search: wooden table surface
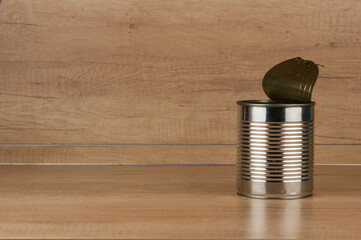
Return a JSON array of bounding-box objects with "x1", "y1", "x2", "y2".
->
[{"x1": 0, "y1": 165, "x2": 360, "y2": 239}]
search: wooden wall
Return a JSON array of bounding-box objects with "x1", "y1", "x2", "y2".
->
[{"x1": 0, "y1": 0, "x2": 360, "y2": 164}]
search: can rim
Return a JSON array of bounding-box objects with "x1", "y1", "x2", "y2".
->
[{"x1": 237, "y1": 100, "x2": 315, "y2": 107}]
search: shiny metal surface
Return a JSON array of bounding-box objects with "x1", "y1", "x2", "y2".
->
[{"x1": 236, "y1": 100, "x2": 314, "y2": 199}]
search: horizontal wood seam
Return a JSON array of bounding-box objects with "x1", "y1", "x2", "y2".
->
[
  {"x1": 0, "y1": 143, "x2": 360, "y2": 146},
  {"x1": 0, "y1": 163, "x2": 360, "y2": 166}
]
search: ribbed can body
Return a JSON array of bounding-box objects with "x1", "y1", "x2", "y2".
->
[{"x1": 237, "y1": 100, "x2": 315, "y2": 199}]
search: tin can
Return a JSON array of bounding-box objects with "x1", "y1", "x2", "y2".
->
[{"x1": 236, "y1": 100, "x2": 315, "y2": 199}]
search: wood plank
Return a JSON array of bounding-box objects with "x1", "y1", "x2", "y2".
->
[
  {"x1": 0, "y1": 0, "x2": 360, "y2": 144},
  {"x1": 0, "y1": 145, "x2": 360, "y2": 164},
  {"x1": 0, "y1": 165, "x2": 360, "y2": 239}
]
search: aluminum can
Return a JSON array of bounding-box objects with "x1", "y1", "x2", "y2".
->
[{"x1": 237, "y1": 100, "x2": 314, "y2": 199}]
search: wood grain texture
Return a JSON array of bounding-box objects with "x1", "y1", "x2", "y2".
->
[
  {"x1": 0, "y1": 145, "x2": 360, "y2": 164},
  {"x1": 0, "y1": 0, "x2": 360, "y2": 145},
  {"x1": 0, "y1": 165, "x2": 360, "y2": 239}
]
